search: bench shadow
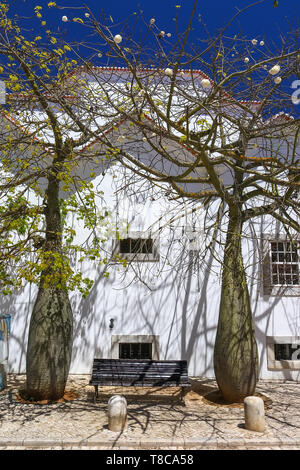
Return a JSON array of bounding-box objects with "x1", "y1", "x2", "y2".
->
[
  {"x1": 88, "y1": 377, "x2": 219, "y2": 407},
  {"x1": 89, "y1": 388, "x2": 185, "y2": 406}
]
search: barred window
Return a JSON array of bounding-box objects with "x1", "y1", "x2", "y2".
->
[
  {"x1": 262, "y1": 236, "x2": 300, "y2": 296},
  {"x1": 119, "y1": 343, "x2": 152, "y2": 360},
  {"x1": 115, "y1": 232, "x2": 159, "y2": 262},
  {"x1": 267, "y1": 336, "x2": 300, "y2": 370},
  {"x1": 270, "y1": 241, "x2": 299, "y2": 286},
  {"x1": 119, "y1": 238, "x2": 153, "y2": 255},
  {"x1": 274, "y1": 343, "x2": 300, "y2": 361}
]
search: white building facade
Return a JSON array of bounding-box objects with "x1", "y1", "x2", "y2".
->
[
  {"x1": 4, "y1": 164, "x2": 299, "y2": 381},
  {"x1": 1, "y1": 68, "x2": 299, "y2": 381}
]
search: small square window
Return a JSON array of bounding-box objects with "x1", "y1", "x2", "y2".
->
[
  {"x1": 262, "y1": 236, "x2": 300, "y2": 296},
  {"x1": 111, "y1": 335, "x2": 160, "y2": 360},
  {"x1": 115, "y1": 232, "x2": 159, "y2": 262},
  {"x1": 267, "y1": 337, "x2": 300, "y2": 370},
  {"x1": 270, "y1": 240, "x2": 299, "y2": 286},
  {"x1": 274, "y1": 343, "x2": 300, "y2": 361},
  {"x1": 119, "y1": 343, "x2": 152, "y2": 359},
  {"x1": 119, "y1": 238, "x2": 153, "y2": 255}
]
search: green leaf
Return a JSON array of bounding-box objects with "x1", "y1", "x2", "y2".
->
[{"x1": 273, "y1": 0, "x2": 278, "y2": 7}]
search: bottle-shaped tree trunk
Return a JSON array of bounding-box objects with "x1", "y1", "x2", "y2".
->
[
  {"x1": 25, "y1": 285, "x2": 73, "y2": 401},
  {"x1": 213, "y1": 211, "x2": 258, "y2": 402},
  {"x1": 26, "y1": 164, "x2": 73, "y2": 401}
]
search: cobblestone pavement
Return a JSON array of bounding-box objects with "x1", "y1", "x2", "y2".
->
[{"x1": 0, "y1": 375, "x2": 299, "y2": 450}]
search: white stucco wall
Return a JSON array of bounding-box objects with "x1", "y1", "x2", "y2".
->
[{"x1": 2, "y1": 167, "x2": 299, "y2": 381}]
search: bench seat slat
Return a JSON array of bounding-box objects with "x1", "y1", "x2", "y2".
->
[
  {"x1": 89, "y1": 359, "x2": 191, "y2": 402},
  {"x1": 90, "y1": 382, "x2": 191, "y2": 387},
  {"x1": 93, "y1": 368, "x2": 186, "y2": 370},
  {"x1": 90, "y1": 377, "x2": 190, "y2": 383},
  {"x1": 91, "y1": 372, "x2": 189, "y2": 377},
  {"x1": 92, "y1": 370, "x2": 189, "y2": 374}
]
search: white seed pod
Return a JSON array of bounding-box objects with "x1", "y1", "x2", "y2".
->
[
  {"x1": 117, "y1": 135, "x2": 126, "y2": 143},
  {"x1": 167, "y1": 33, "x2": 171, "y2": 37},
  {"x1": 158, "y1": 31, "x2": 165, "y2": 38},
  {"x1": 260, "y1": 40, "x2": 264, "y2": 46},
  {"x1": 164, "y1": 67, "x2": 173, "y2": 77},
  {"x1": 85, "y1": 13, "x2": 90, "y2": 18},
  {"x1": 244, "y1": 57, "x2": 250, "y2": 63},
  {"x1": 97, "y1": 52, "x2": 102, "y2": 58},
  {"x1": 251, "y1": 39, "x2": 258, "y2": 45},
  {"x1": 150, "y1": 18, "x2": 155, "y2": 24},
  {"x1": 201, "y1": 78, "x2": 211, "y2": 89},
  {"x1": 269, "y1": 64, "x2": 280, "y2": 75},
  {"x1": 274, "y1": 76, "x2": 282, "y2": 84},
  {"x1": 142, "y1": 137, "x2": 147, "y2": 142},
  {"x1": 114, "y1": 34, "x2": 122, "y2": 44},
  {"x1": 62, "y1": 16, "x2": 68, "y2": 22}
]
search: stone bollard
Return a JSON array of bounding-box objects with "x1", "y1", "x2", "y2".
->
[
  {"x1": 244, "y1": 396, "x2": 266, "y2": 432},
  {"x1": 108, "y1": 395, "x2": 127, "y2": 432}
]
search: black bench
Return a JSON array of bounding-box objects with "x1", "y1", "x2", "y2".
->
[{"x1": 89, "y1": 358, "x2": 191, "y2": 404}]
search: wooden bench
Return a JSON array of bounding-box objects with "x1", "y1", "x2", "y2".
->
[{"x1": 89, "y1": 358, "x2": 191, "y2": 404}]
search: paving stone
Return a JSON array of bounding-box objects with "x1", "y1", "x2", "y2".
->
[{"x1": 0, "y1": 375, "x2": 299, "y2": 450}]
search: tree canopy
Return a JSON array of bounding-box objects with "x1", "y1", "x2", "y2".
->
[{"x1": 0, "y1": 0, "x2": 299, "y2": 401}]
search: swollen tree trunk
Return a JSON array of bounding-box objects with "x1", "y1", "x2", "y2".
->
[
  {"x1": 26, "y1": 158, "x2": 73, "y2": 401},
  {"x1": 213, "y1": 210, "x2": 258, "y2": 402},
  {"x1": 25, "y1": 286, "x2": 73, "y2": 401}
]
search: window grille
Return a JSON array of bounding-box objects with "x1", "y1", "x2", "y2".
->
[
  {"x1": 274, "y1": 343, "x2": 300, "y2": 361},
  {"x1": 115, "y1": 232, "x2": 159, "y2": 262},
  {"x1": 119, "y1": 343, "x2": 152, "y2": 360},
  {"x1": 270, "y1": 241, "x2": 299, "y2": 286},
  {"x1": 119, "y1": 238, "x2": 153, "y2": 255}
]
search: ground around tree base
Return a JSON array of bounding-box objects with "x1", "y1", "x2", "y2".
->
[{"x1": 0, "y1": 375, "x2": 299, "y2": 450}]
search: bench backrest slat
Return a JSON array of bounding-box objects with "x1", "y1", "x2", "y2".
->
[{"x1": 90, "y1": 358, "x2": 190, "y2": 387}]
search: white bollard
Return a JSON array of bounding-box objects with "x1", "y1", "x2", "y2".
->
[
  {"x1": 108, "y1": 395, "x2": 127, "y2": 432},
  {"x1": 244, "y1": 396, "x2": 266, "y2": 432}
]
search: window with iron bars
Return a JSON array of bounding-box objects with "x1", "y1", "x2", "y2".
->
[
  {"x1": 115, "y1": 233, "x2": 159, "y2": 262},
  {"x1": 119, "y1": 343, "x2": 152, "y2": 360},
  {"x1": 119, "y1": 238, "x2": 153, "y2": 255},
  {"x1": 270, "y1": 241, "x2": 299, "y2": 286}
]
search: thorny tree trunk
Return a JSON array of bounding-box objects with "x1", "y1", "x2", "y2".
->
[
  {"x1": 26, "y1": 164, "x2": 73, "y2": 401},
  {"x1": 213, "y1": 210, "x2": 258, "y2": 402}
]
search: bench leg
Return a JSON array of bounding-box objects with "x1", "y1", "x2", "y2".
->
[
  {"x1": 94, "y1": 385, "x2": 98, "y2": 403},
  {"x1": 181, "y1": 388, "x2": 186, "y2": 405}
]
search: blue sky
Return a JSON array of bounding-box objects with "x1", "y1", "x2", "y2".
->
[
  {"x1": 10, "y1": 0, "x2": 300, "y2": 43},
  {"x1": 5, "y1": 0, "x2": 300, "y2": 116}
]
